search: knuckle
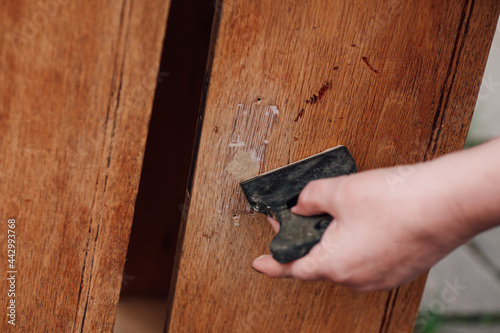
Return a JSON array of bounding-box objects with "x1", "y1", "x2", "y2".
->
[
  {"x1": 324, "y1": 262, "x2": 353, "y2": 285},
  {"x1": 292, "y1": 259, "x2": 319, "y2": 280},
  {"x1": 331, "y1": 271, "x2": 352, "y2": 285},
  {"x1": 326, "y1": 175, "x2": 358, "y2": 210},
  {"x1": 298, "y1": 182, "x2": 315, "y2": 206},
  {"x1": 298, "y1": 180, "x2": 326, "y2": 207}
]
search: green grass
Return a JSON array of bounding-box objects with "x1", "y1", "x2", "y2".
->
[{"x1": 414, "y1": 312, "x2": 500, "y2": 333}]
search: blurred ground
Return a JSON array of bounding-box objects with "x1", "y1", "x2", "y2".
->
[
  {"x1": 417, "y1": 16, "x2": 500, "y2": 333},
  {"x1": 114, "y1": 296, "x2": 168, "y2": 333}
]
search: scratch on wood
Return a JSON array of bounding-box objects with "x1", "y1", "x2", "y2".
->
[
  {"x1": 362, "y1": 56, "x2": 378, "y2": 74},
  {"x1": 378, "y1": 288, "x2": 400, "y2": 333},
  {"x1": 79, "y1": 0, "x2": 131, "y2": 331},
  {"x1": 297, "y1": 81, "x2": 331, "y2": 121},
  {"x1": 424, "y1": 0, "x2": 475, "y2": 160},
  {"x1": 294, "y1": 108, "x2": 305, "y2": 122},
  {"x1": 317, "y1": 82, "x2": 329, "y2": 100},
  {"x1": 305, "y1": 81, "x2": 331, "y2": 104}
]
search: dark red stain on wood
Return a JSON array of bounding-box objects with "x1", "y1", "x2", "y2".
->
[
  {"x1": 305, "y1": 82, "x2": 330, "y2": 104},
  {"x1": 294, "y1": 108, "x2": 305, "y2": 122},
  {"x1": 362, "y1": 56, "x2": 378, "y2": 74}
]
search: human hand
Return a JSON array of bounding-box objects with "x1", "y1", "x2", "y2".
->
[{"x1": 252, "y1": 162, "x2": 471, "y2": 291}]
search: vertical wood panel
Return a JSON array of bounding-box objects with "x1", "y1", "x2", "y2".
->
[
  {"x1": 167, "y1": 0, "x2": 500, "y2": 332},
  {"x1": 0, "y1": 0, "x2": 170, "y2": 331}
]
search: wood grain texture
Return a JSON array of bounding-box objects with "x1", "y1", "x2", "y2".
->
[
  {"x1": 0, "y1": 0, "x2": 170, "y2": 331},
  {"x1": 167, "y1": 0, "x2": 500, "y2": 332}
]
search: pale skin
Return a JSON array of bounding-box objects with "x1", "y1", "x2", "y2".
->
[{"x1": 252, "y1": 136, "x2": 500, "y2": 292}]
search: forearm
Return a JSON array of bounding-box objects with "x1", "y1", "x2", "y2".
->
[{"x1": 425, "y1": 136, "x2": 500, "y2": 237}]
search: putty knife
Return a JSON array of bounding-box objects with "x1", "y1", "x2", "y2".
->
[{"x1": 240, "y1": 146, "x2": 357, "y2": 263}]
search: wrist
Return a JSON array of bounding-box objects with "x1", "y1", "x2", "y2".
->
[
  {"x1": 426, "y1": 143, "x2": 500, "y2": 238},
  {"x1": 386, "y1": 160, "x2": 477, "y2": 249}
]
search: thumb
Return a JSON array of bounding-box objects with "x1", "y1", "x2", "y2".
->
[
  {"x1": 291, "y1": 178, "x2": 342, "y2": 216},
  {"x1": 252, "y1": 255, "x2": 291, "y2": 278},
  {"x1": 252, "y1": 254, "x2": 321, "y2": 280}
]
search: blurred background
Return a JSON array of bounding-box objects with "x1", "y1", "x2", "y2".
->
[{"x1": 417, "y1": 15, "x2": 500, "y2": 333}]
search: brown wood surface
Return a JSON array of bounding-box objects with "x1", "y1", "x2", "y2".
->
[
  {"x1": 0, "y1": 0, "x2": 170, "y2": 331},
  {"x1": 167, "y1": 0, "x2": 500, "y2": 332}
]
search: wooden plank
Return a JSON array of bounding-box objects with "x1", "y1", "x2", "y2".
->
[
  {"x1": 0, "y1": 0, "x2": 170, "y2": 331},
  {"x1": 167, "y1": 0, "x2": 500, "y2": 332}
]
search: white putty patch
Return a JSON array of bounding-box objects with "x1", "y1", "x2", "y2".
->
[
  {"x1": 269, "y1": 105, "x2": 279, "y2": 115},
  {"x1": 264, "y1": 140, "x2": 269, "y2": 144},
  {"x1": 229, "y1": 136, "x2": 246, "y2": 147},
  {"x1": 249, "y1": 149, "x2": 261, "y2": 162},
  {"x1": 228, "y1": 141, "x2": 245, "y2": 147},
  {"x1": 228, "y1": 139, "x2": 246, "y2": 147},
  {"x1": 225, "y1": 151, "x2": 260, "y2": 179}
]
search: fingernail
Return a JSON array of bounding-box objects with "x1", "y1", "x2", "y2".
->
[
  {"x1": 252, "y1": 266, "x2": 263, "y2": 274},
  {"x1": 255, "y1": 254, "x2": 267, "y2": 260}
]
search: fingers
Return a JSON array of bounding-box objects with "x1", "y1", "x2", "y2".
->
[
  {"x1": 253, "y1": 177, "x2": 348, "y2": 281},
  {"x1": 291, "y1": 178, "x2": 343, "y2": 216},
  {"x1": 252, "y1": 254, "x2": 322, "y2": 280},
  {"x1": 266, "y1": 216, "x2": 280, "y2": 233},
  {"x1": 252, "y1": 255, "x2": 289, "y2": 278}
]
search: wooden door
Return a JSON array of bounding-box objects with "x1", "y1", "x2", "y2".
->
[
  {"x1": 166, "y1": 0, "x2": 500, "y2": 332},
  {"x1": 0, "y1": 0, "x2": 170, "y2": 331}
]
